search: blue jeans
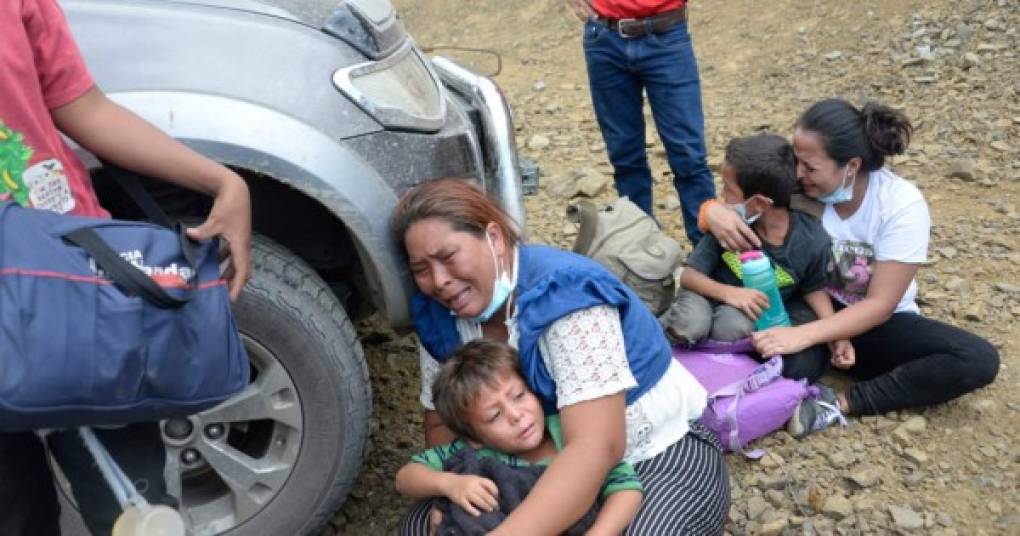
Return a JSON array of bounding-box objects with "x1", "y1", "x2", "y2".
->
[{"x1": 583, "y1": 19, "x2": 716, "y2": 244}]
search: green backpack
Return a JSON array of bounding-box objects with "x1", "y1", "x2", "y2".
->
[{"x1": 568, "y1": 197, "x2": 682, "y2": 315}]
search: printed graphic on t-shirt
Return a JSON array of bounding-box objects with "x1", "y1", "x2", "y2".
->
[
  {"x1": 827, "y1": 240, "x2": 874, "y2": 305},
  {"x1": 0, "y1": 120, "x2": 76, "y2": 213}
]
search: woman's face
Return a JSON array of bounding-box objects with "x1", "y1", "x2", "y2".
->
[
  {"x1": 793, "y1": 127, "x2": 853, "y2": 199},
  {"x1": 404, "y1": 217, "x2": 505, "y2": 318}
]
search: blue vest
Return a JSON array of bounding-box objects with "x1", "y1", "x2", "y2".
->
[{"x1": 412, "y1": 244, "x2": 672, "y2": 413}]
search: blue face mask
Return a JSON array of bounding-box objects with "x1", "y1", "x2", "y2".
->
[
  {"x1": 817, "y1": 168, "x2": 857, "y2": 205},
  {"x1": 472, "y1": 235, "x2": 513, "y2": 323}
]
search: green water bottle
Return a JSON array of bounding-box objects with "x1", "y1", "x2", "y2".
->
[{"x1": 739, "y1": 250, "x2": 791, "y2": 330}]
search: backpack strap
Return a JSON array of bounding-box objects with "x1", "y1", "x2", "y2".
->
[
  {"x1": 567, "y1": 200, "x2": 600, "y2": 255},
  {"x1": 707, "y1": 356, "x2": 784, "y2": 455}
]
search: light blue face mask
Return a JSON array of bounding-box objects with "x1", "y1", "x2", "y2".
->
[
  {"x1": 817, "y1": 168, "x2": 857, "y2": 205},
  {"x1": 472, "y1": 234, "x2": 513, "y2": 323},
  {"x1": 728, "y1": 200, "x2": 762, "y2": 225},
  {"x1": 728, "y1": 195, "x2": 771, "y2": 225}
]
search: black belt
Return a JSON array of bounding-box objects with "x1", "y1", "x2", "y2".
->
[{"x1": 596, "y1": 7, "x2": 688, "y2": 38}]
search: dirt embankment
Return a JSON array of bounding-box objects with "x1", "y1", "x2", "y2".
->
[{"x1": 327, "y1": 1, "x2": 1020, "y2": 534}]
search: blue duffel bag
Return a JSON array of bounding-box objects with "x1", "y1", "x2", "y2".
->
[{"x1": 0, "y1": 175, "x2": 249, "y2": 431}]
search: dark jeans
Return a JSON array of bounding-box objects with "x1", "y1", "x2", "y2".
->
[
  {"x1": 0, "y1": 423, "x2": 173, "y2": 536},
  {"x1": 582, "y1": 19, "x2": 716, "y2": 244},
  {"x1": 845, "y1": 312, "x2": 999, "y2": 416}
]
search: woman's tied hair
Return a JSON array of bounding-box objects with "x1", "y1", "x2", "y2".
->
[
  {"x1": 432, "y1": 339, "x2": 522, "y2": 442},
  {"x1": 390, "y1": 178, "x2": 521, "y2": 253},
  {"x1": 796, "y1": 99, "x2": 913, "y2": 172}
]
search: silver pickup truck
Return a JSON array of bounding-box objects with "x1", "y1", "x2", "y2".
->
[{"x1": 61, "y1": 0, "x2": 534, "y2": 533}]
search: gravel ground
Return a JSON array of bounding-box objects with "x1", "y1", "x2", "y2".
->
[{"x1": 326, "y1": 0, "x2": 1020, "y2": 534}]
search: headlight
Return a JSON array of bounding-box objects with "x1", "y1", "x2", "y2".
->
[{"x1": 332, "y1": 42, "x2": 445, "y2": 132}]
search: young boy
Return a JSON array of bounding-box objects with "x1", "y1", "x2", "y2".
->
[
  {"x1": 395, "y1": 340, "x2": 643, "y2": 535},
  {"x1": 1, "y1": 0, "x2": 251, "y2": 533},
  {"x1": 661, "y1": 134, "x2": 854, "y2": 385}
]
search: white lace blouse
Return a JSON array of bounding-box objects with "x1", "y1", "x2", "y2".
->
[{"x1": 418, "y1": 304, "x2": 707, "y2": 464}]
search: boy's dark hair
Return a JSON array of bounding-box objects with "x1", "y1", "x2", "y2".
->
[
  {"x1": 432, "y1": 340, "x2": 521, "y2": 442},
  {"x1": 724, "y1": 134, "x2": 796, "y2": 208}
]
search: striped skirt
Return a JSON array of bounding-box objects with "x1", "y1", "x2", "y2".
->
[{"x1": 400, "y1": 421, "x2": 730, "y2": 535}]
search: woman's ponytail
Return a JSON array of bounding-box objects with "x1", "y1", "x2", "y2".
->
[
  {"x1": 797, "y1": 98, "x2": 914, "y2": 171},
  {"x1": 862, "y1": 102, "x2": 913, "y2": 162}
]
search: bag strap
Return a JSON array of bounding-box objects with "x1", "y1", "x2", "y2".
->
[
  {"x1": 63, "y1": 226, "x2": 195, "y2": 309},
  {"x1": 102, "y1": 166, "x2": 174, "y2": 228},
  {"x1": 567, "y1": 200, "x2": 600, "y2": 255},
  {"x1": 707, "y1": 356, "x2": 784, "y2": 455},
  {"x1": 62, "y1": 165, "x2": 200, "y2": 309}
]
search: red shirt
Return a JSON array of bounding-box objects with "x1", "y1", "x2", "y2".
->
[
  {"x1": 0, "y1": 0, "x2": 108, "y2": 218},
  {"x1": 591, "y1": 0, "x2": 686, "y2": 19}
]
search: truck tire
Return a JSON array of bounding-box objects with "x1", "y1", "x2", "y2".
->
[{"x1": 161, "y1": 235, "x2": 371, "y2": 535}]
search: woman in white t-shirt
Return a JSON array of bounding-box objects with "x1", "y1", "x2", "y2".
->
[{"x1": 703, "y1": 99, "x2": 999, "y2": 437}]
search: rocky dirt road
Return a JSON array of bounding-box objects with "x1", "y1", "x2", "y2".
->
[{"x1": 327, "y1": 0, "x2": 1019, "y2": 534}]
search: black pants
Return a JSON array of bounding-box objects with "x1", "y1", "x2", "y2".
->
[
  {"x1": 0, "y1": 423, "x2": 173, "y2": 536},
  {"x1": 844, "y1": 312, "x2": 999, "y2": 416},
  {"x1": 776, "y1": 298, "x2": 831, "y2": 384}
]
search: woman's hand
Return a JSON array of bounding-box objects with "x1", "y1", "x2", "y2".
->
[
  {"x1": 722, "y1": 287, "x2": 769, "y2": 320},
  {"x1": 441, "y1": 474, "x2": 499, "y2": 517},
  {"x1": 752, "y1": 325, "x2": 814, "y2": 357},
  {"x1": 829, "y1": 339, "x2": 856, "y2": 369},
  {"x1": 704, "y1": 201, "x2": 761, "y2": 252}
]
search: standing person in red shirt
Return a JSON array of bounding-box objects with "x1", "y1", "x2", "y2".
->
[
  {"x1": 0, "y1": 0, "x2": 252, "y2": 534},
  {"x1": 567, "y1": 0, "x2": 716, "y2": 246}
]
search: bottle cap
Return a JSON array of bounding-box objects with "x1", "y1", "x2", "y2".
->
[{"x1": 739, "y1": 250, "x2": 764, "y2": 262}]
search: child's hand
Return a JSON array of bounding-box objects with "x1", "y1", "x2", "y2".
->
[
  {"x1": 829, "y1": 339, "x2": 856, "y2": 369},
  {"x1": 722, "y1": 287, "x2": 770, "y2": 320},
  {"x1": 442, "y1": 474, "x2": 499, "y2": 516}
]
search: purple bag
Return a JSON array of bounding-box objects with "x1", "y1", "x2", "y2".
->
[{"x1": 674, "y1": 339, "x2": 812, "y2": 455}]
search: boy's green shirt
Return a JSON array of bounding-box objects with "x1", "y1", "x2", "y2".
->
[{"x1": 411, "y1": 414, "x2": 643, "y2": 498}]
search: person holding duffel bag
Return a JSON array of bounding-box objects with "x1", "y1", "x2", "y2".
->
[{"x1": 0, "y1": 0, "x2": 252, "y2": 534}]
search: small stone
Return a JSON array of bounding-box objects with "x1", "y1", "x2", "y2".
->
[
  {"x1": 847, "y1": 465, "x2": 884, "y2": 488},
  {"x1": 747, "y1": 496, "x2": 769, "y2": 521},
  {"x1": 901, "y1": 415, "x2": 928, "y2": 433},
  {"x1": 854, "y1": 497, "x2": 877, "y2": 513},
  {"x1": 545, "y1": 175, "x2": 580, "y2": 198},
  {"x1": 889, "y1": 505, "x2": 924, "y2": 529},
  {"x1": 827, "y1": 450, "x2": 855, "y2": 468},
  {"x1": 938, "y1": 246, "x2": 958, "y2": 259},
  {"x1": 903, "y1": 447, "x2": 929, "y2": 464},
  {"x1": 571, "y1": 168, "x2": 610, "y2": 197},
  {"x1": 988, "y1": 500, "x2": 1002, "y2": 515},
  {"x1": 994, "y1": 282, "x2": 1020, "y2": 293},
  {"x1": 765, "y1": 489, "x2": 786, "y2": 508},
  {"x1": 969, "y1": 398, "x2": 996, "y2": 413},
  {"x1": 944, "y1": 276, "x2": 966, "y2": 291},
  {"x1": 991, "y1": 141, "x2": 1011, "y2": 153},
  {"x1": 962, "y1": 52, "x2": 982, "y2": 69},
  {"x1": 936, "y1": 511, "x2": 954, "y2": 527},
  {"x1": 526, "y1": 134, "x2": 550, "y2": 150},
  {"x1": 964, "y1": 302, "x2": 984, "y2": 321},
  {"x1": 821, "y1": 495, "x2": 853, "y2": 520},
  {"x1": 759, "y1": 452, "x2": 786, "y2": 469},
  {"x1": 823, "y1": 50, "x2": 843, "y2": 60},
  {"x1": 532, "y1": 80, "x2": 546, "y2": 92},
  {"x1": 948, "y1": 160, "x2": 976, "y2": 181},
  {"x1": 756, "y1": 516, "x2": 789, "y2": 536},
  {"x1": 562, "y1": 222, "x2": 577, "y2": 236}
]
